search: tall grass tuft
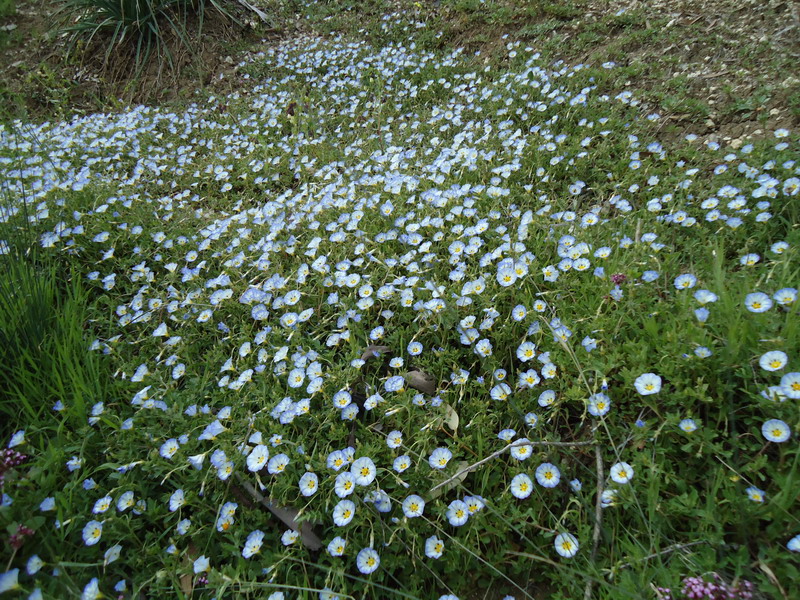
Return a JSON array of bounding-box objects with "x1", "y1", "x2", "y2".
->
[
  {"x1": 0, "y1": 225, "x2": 111, "y2": 434},
  {"x1": 57, "y1": 0, "x2": 236, "y2": 72}
]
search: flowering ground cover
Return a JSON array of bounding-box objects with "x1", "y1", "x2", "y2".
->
[{"x1": 0, "y1": 8, "x2": 798, "y2": 600}]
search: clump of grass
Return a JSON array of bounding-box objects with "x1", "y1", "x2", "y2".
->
[
  {"x1": 0, "y1": 207, "x2": 111, "y2": 432},
  {"x1": 57, "y1": 0, "x2": 236, "y2": 72}
]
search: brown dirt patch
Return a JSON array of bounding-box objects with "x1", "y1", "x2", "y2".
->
[{"x1": 0, "y1": 0, "x2": 280, "y2": 121}]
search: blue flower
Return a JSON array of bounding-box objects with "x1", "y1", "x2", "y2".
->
[
  {"x1": 641, "y1": 270, "x2": 659, "y2": 282},
  {"x1": 446, "y1": 500, "x2": 469, "y2": 526},
  {"x1": 425, "y1": 536, "x2": 445, "y2": 559},
  {"x1": 356, "y1": 547, "x2": 380, "y2": 574},
  {"x1": 429, "y1": 447, "x2": 453, "y2": 469},
  {"x1": 762, "y1": 419, "x2": 791, "y2": 443},
  {"x1": 674, "y1": 274, "x2": 697, "y2": 290},
  {"x1": 634, "y1": 373, "x2": 662, "y2": 395},
  {"x1": 744, "y1": 292, "x2": 772, "y2": 313},
  {"x1": 510, "y1": 473, "x2": 533, "y2": 499},
  {"x1": 535, "y1": 463, "x2": 560, "y2": 488}
]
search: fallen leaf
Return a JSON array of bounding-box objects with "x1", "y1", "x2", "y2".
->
[
  {"x1": 406, "y1": 368, "x2": 436, "y2": 395},
  {"x1": 443, "y1": 403, "x2": 459, "y2": 432},
  {"x1": 759, "y1": 561, "x2": 788, "y2": 600},
  {"x1": 361, "y1": 344, "x2": 392, "y2": 362}
]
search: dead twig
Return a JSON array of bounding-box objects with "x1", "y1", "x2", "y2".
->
[
  {"x1": 234, "y1": 473, "x2": 322, "y2": 551},
  {"x1": 235, "y1": 0, "x2": 271, "y2": 23},
  {"x1": 583, "y1": 444, "x2": 604, "y2": 600},
  {"x1": 616, "y1": 540, "x2": 707, "y2": 570},
  {"x1": 430, "y1": 439, "x2": 595, "y2": 494}
]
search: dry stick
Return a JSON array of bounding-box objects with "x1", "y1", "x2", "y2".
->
[
  {"x1": 430, "y1": 439, "x2": 595, "y2": 494},
  {"x1": 617, "y1": 540, "x2": 706, "y2": 571},
  {"x1": 234, "y1": 474, "x2": 323, "y2": 551},
  {"x1": 236, "y1": 0, "x2": 271, "y2": 22},
  {"x1": 583, "y1": 445, "x2": 605, "y2": 600}
]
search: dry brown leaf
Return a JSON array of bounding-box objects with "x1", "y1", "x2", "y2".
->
[
  {"x1": 361, "y1": 344, "x2": 391, "y2": 362},
  {"x1": 443, "y1": 403, "x2": 459, "y2": 432},
  {"x1": 405, "y1": 369, "x2": 436, "y2": 395}
]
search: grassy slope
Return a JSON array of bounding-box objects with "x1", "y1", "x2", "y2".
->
[{"x1": 0, "y1": 0, "x2": 798, "y2": 132}]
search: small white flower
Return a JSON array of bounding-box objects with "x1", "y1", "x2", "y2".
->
[
  {"x1": 299, "y1": 472, "x2": 318, "y2": 497},
  {"x1": 104, "y1": 545, "x2": 122, "y2": 566},
  {"x1": 425, "y1": 535, "x2": 445, "y2": 559},
  {"x1": 402, "y1": 494, "x2": 425, "y2": 518},
  {"x1": 386, "y1": 430, "x2": 403, "y2": 449},
  {"x1": 610, "y1": 462, "x2": 634, "y2": 484},
  {"x1": 634, "y1": 373, "x2": 662, "y2": 395},
  {"x1": 0, "y1": 569, "x2": 20, "y2": 593},
  {"x1": 281, "y1": 529, "x2": 299, "y2": 546},
  {"x1": 510, "y1": 473, "x2": 533, "y2": 499},
  {"x1": 554, "y1": 532, "x2": 579, "y2": 558},
  {"x1": 82, "y1": 520, "x2": 103, "y2": 546},
  {"x1": 327, "y1": 536, "x2": 347, "y2": 557},
  {"x1": 92, "y1": 496, "x2": 112, "y2": 514},
  {"x1": 762, "y1": 419, "x2": 791, "y2": 443},
  {"x1": 428, "y1": 447, "x2": 452, "y2": 469},
  {"x1": 334, "y1": 471, "x2": 356, "y2": 498},
  {"x1": 446, "y1": 500, "x2": 469, "y2": 526},
  {"x1": 759, "y1": 351, "x2": 788, "y2": 372},
  {"x1": 8, "y1": 430, "x2": 25, "y2": 448},
  {"x1": 356, "y1": 547, "x2": 380, "y2": 574},
  {"x1": 393, "y1": 455, "x2": 411, "y2": 473},
  {"x1": 267, "y1": 453, "x2": 289, "y2": 475},
  {"x1": 26, "y1": 555, "x2": 44, "y2": 575},
  {"x1": 168, "y1": 489, "x2": 185, "y2": 512},
  {"x1": 159, "y1": 438, "x2": 179, "y2": 460},
  {"x1": 780, "y1": 372, "x2": 800, "y2": 399},
  {"x1": 242, "y1": 530, "x2": 265, "y2": 559},
  {"x1": 247, "y1": 445, "x2": 270, "y2": 472},
  {"x1": 193, "y1": 556, "x2": 209, "y2": 574},
  {"x1": 351, "y1": 456, "x2": 377, "y2": 485},
  {"x1": 333, "y1": 500, "x2": 356, "y2": 527},
  {"x1": 535, "y1": 463, "x2": 560, "y2": 488}
]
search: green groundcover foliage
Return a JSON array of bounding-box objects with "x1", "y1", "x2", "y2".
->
[{"x1": 0, "y1": 12, "x2": 798, "y2": 600}]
